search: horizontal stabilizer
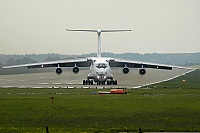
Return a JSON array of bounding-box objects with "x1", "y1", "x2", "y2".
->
[
  {"x1": 66, "y1": 29, "x2": 131, "y2": 33},
  {"x1": 101, "y1": 30, "x2": 131, "y2": 32},
  {"x1": 66, "y1": 29, "x2": 97, "y2": 32},
  {"x1": 66, "y1": 29, "x2": 131, "y2": 58}
]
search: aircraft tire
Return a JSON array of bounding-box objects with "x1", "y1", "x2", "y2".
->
[
  {"x1": 90, "y1": 80, "x2": 93, "y2": 85},
  {"x1": 107, "y1": 81, "x2": 110, "y2": 85},
  {"x1": 110, "y1": 80, "x2": 114, "y2": 85},
  {"x1": 114, "y1": 80, "x2": 117, "y2": 85},
  {"x1": 83, "y1": 80, "x2": 85, "y2": 85},
  {"x1": 86, "y1": 80, "x2": 89, "y2": 85}
]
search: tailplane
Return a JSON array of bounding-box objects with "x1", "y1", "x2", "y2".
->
[{"x1": 66, "y1": 29, "x2": 131, "y2": 58}]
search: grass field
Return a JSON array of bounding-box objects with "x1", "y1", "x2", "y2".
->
[{"x1": 0, "y1": 69, "x2": 200, "y2": 132}]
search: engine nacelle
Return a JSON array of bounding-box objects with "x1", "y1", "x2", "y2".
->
[
  {"x1": 122, "y1": 67, "x2": 129, "y2": 74},
  {"x1": 139, "y1": 68, "x2": 146, "y2": 76},
  {"x1": 56, "y1": 67, "x2": 62, "y2": 75},
  {"x1": 73, "y1": 66, "x2": 79, "y2": 74}
]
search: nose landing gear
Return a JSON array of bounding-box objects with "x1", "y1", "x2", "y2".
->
[
  {"x1": 82, "y1": 80, "x2": 118, "y2": 85},
  {"x1": 97, "y1": 81, "x2": 106, "y2": 85}
]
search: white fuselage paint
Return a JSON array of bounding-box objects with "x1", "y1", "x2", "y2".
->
[{"x1": 88, "y1": 57, "x2": 113, "y2": 82}]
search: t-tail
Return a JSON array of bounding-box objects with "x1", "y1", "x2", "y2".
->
[{"x1": 66, "y1": 29, "x2": 131, "y2": 58}]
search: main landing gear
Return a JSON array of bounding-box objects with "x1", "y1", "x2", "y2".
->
[
  {"x1": 83, "y1": 80, "x2": 93, "y2": 85},
  {"x1": 82, "y1": 80, "x2": 117, "y2": 85},
  {"x1": 106, "y1": 80, "x2": 117, "y2": 85}
]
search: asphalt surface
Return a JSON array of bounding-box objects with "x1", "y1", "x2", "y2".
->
[{"x1": 0, "y1": 68, "x2": 193, "y2": 88}]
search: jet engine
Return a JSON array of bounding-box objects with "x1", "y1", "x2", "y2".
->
[
  {"x1": 122, "y1": 67, "x2": 129, "y2": 74},
  {"x1": 73, "y1": 66, "x2": 79, "y2": 74},
  {"x1": 139, "y1": 68, "x2": 146, "y2": 76},
  {"x1": 56, "y1": 67, "x2": 62, "y2": 75}
]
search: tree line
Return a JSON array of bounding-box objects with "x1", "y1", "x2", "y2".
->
[{"x1": 0, "y1": 52, "x2": 200, "y2": 67}]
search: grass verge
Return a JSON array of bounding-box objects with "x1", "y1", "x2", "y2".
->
[{"x1": 0, "y1": 70, "x2": 200, "y2": 132}]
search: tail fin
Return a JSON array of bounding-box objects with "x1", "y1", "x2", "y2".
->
[{"x1": 66, "y1": 29, "x2": 131, "y2": 58}]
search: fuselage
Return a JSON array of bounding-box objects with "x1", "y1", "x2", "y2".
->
[{"x1": 88, "y1": 57, "x2": 113, "y2": 82}]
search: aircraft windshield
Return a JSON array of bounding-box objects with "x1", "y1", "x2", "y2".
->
[{"x1": 95, "y1": 63, "x2": 108, "y2": 69}]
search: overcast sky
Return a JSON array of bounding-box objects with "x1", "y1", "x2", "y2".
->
[{"x1": 0, "y1": 0, "x2": 200, "y2": 55}]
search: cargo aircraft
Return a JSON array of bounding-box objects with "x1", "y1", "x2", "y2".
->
[{"x1": 3, "y1": 29, "x2": 174, "y2": 85}]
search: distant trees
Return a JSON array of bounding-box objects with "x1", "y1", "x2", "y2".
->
[
  {"x1": 5, "y1": 58, "x2": 15, "y2": 66},
  {"x1": 0, "y1": 61, "x2": 3, "y2": 67},
  {"x1": 0, "y1": 53, "x2": 200, "y2": 66},
  {"x1": 4, "y1": 57, "x2": 37, "y2": 66},
  {"x1": 45, "y1": 56, "x2": 60, "y2": 61},
  {"x1": 3, "y1": 56, "x2": 61, "y2": 66}
]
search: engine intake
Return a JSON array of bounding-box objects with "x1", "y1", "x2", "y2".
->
[
  {"x1": 139, "y1": 68, "x2": 146, "y2": 76},
  {"x1": 56, "y1": 68, "x2": 62, "y2": 75},
  {"x1": 73, "y1": 66, "x2": 79, "y2": 74},
  {"x1": 122, "y1": 67, "x2": 129, "y2": 74}
]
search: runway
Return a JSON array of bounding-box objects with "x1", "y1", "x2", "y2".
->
[{"x1": 0, "y1": 67, "x2": 193, "y2": 88}]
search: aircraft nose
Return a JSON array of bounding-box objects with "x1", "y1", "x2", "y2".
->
[{"x1": 96, "y1": 71, "x2": 107, "y2": 75}]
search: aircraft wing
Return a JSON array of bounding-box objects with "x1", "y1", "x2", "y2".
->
[
  {"x1": 3, "y1": 58, "x2": 91, "y2": 69},
  {"x1": 109, "y1": 58, "x2": 192, "y2": 70}
]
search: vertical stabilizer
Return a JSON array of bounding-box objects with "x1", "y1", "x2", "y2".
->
[
  {"x1": 97, "y1": 30, "x2": 102, "y2": 58},
  {"x1": 66, "y1": 29, "x2": 131, "y2": 58}
]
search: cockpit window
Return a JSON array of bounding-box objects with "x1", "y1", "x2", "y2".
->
[{"x1": 95, "y1": 63, "x2": 108, "y2": 69}]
